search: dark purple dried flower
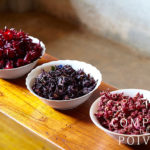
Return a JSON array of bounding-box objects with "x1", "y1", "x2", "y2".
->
[{"x1": 32, "y1": 65, "x2": 97, "y2": 100}]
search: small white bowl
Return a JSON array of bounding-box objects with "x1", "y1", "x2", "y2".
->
[
  {"x1": 90, "y1": 89, "x2": 150, "y2": 145},
  {"x1": 0, "y1": 36, "x2": 46, "y2": 79},
  {"x1": 26, "y1": 60, "x2": 102, "y2": 110}
]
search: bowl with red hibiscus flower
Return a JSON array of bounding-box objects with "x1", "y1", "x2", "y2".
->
[
  {"x1": 0, "y1": 27, "x2": 45, "y2": 79},
  {"x1": 90, "y1": 89, "x2": 150, "y2": 145}
]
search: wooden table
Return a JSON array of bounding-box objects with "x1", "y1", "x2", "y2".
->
[{"x1": 0, "y1": 54, "x2": 149, "y2": 150}]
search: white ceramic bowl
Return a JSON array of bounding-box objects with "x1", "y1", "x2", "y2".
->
[
  {"x1": 0, "y1": 36, "x2": 46, "y2": 79},
  {"x1": 26, "y1": 60, "x2": 102, "y2": 110},
  {"x1": 90, "y1": 89, "x2": 150, "y2": 145}
]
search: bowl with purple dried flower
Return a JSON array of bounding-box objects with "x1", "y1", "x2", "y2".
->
[
  {"x1": 26, "y1": 60, "x2": 102, "y2": 110},
  {"x1": 90, "y1": 89, "x2": 150, "y2": 145},
  {"x1": 0, "y1": 27, "x2": 45, "y2": 79}
]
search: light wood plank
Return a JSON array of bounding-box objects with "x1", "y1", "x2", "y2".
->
[{"x1": 0, "y1": 112, "x2": 60, "y2": 150}]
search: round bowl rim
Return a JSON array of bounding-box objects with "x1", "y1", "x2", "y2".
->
[
  {"x1": 26, "y1": 60, "x2": 102, "y2": 102},
  {"x1": 0, "y1": 36, "x2": 46, "y2": 71},
  {"x1": 90, "y1": 88, "x2": 150, "y2": 137}
]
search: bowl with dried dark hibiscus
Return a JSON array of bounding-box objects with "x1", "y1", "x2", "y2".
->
[
  {"x1": 0, "y1": 27, "x2": 45, "y2": 79},
  {"x1": 26, "y1": 60, "x2": 102, "y2": 110},
  {"x1": 90, "y1": 89, "x2": 150, "y2": 145}
]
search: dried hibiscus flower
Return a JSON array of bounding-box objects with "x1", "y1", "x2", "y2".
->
[
  {"x1": 0, "y1": 27, "x2": 43, "y2": 69},
  {"x1": 95, "y1": 91, "x2": 150, "y2": 135},
  {"x1": 32, "y1": 65, "x2": 97, "y2": 100}
]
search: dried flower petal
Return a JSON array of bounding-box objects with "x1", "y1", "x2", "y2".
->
[
  {"x1": 95, "y1": 91, "x2": 150, "y2": 135},
  {"x1": 0, "y1": 27, "x2": 43, "y2": 69},
  {"x1": 32, "y1": 65, "x2": 97, "y2": 100}
]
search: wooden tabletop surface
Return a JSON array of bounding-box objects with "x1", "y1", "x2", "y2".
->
[{"x1": 0, "y1": 54, "x2": 149, "y2": 150}]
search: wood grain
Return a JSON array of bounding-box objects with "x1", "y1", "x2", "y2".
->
[
  {"x1": 0, "y1": 54, "x2": 149, "y2": 150},
  {"x1": 0, "y1": 113, "x2": 60, "y2": 150}
]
